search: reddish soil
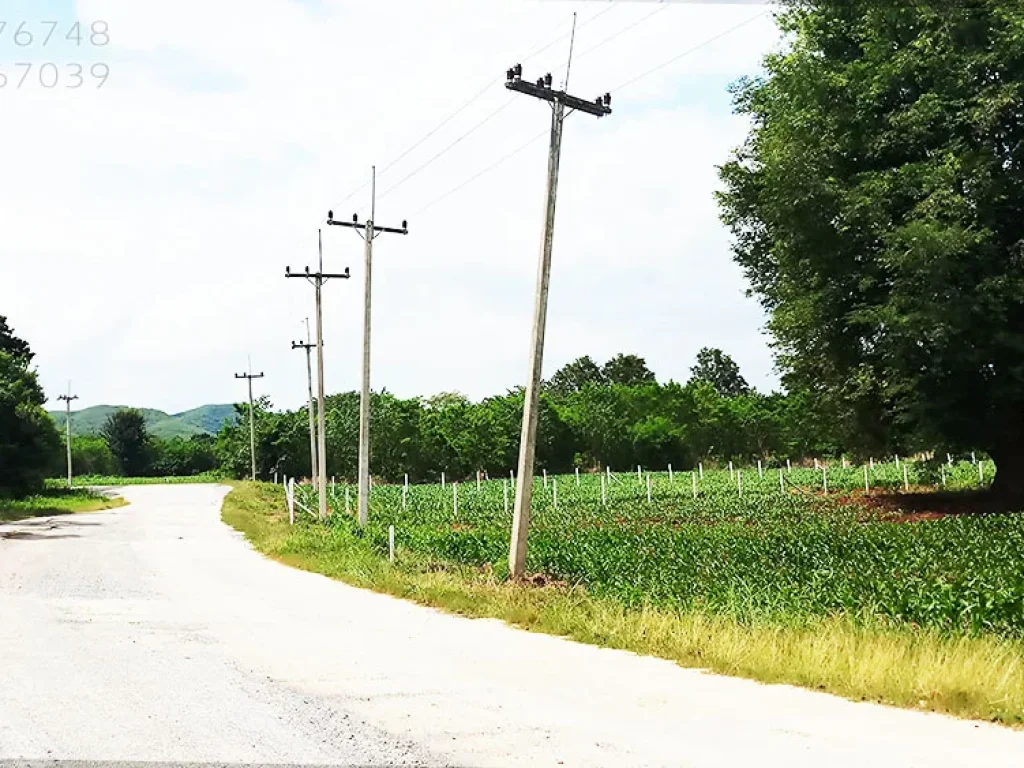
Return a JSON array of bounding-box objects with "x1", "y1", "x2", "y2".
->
[{"x1": 829, "y1": 489, "x2": 1008, "y2": 523}]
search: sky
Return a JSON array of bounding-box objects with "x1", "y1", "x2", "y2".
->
[{"x1": 0, "y1": 0, "x2": 784, "y2": 414}]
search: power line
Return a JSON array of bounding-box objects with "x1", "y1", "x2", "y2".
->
[
  {"x1": 409, "y1": 10, "x2": 768, "y2": 217},
  {"x1": 413, "y1": 129, "x2": 547, "y2": 217},
  {"x1": 611, "y1": 10, "x2": 769, "y2": 94},
  {"x1": 328, "y1": 4, "x2": 619, "y2": 215},
  {"x1": 376, "y1": 96, "x2": 516, "y2": 202}
]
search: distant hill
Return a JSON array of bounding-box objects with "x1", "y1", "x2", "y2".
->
[{"x1": 49, "y1": 404, "x2": 237, "y2": 439}]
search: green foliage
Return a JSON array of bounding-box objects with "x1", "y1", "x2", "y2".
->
[
  {"x1": 148, "y1": 434, "x2": 218, "y2": 476},
  {"x1": 68, "y1": 434, "x2": 117, "y2": 476},
  {"x1": 0, "y1": 316, "x2": 61, "y2": 496},
  {"x1": 546, "y1": 355, "x2": 605, "y2": 396},
  {"x1": 300, "y1": 461, "x2": 1017, "y2": 638},
  {"x1": 100, "y1": 408, "x2": 150, "y2": 476},
  {"x1": 601, "y1": 353, "x2": 656, "y2": 386},
  {"x1": 717, "y1": 0, "x2": 1024, "y2": 498},
  {"x1": 689, "y1": 347, "x2": 751, "y2": 397}
]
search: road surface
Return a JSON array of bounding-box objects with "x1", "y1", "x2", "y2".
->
[{"x1": 1, "y1": 484, "x2": 1022, "y2": 767}]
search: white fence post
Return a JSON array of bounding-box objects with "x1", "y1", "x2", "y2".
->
[
  {"x1": 863, "y1": 464, "x2": 869, "y2": 493},
  {"x1": 646, "y1": 474, "x2": 652, "y2": 503},
  {"x1": 388, "y1": 525, "x2": 395, "y2": 563},
  {"x1": 903, "y1": 463, "x2": 910, "y2": 491},
  {"x1": 543, "y1": 469, "x2": 548, "y2": 489},
  {"x1": 757, "y1": 459, "x2": 763, "y2": 478},
  {"x1": 738, "y1": 470, "x2": 743, "y2": 497},
  {"x1": 729, "y1": 460, "x2": 734, "y2": 479},
  {"x1": 287, "y1": 477, "x2": 295, "y2": 525},
  {"x1": 441, "y1": 471, "x2": 446, "y2": 489},
  {"x1": 786, "y1": 458, "x2": 791, "y2": 473},
  {"x1": 698, "y1": 462, "x2": 704, "y2": 480},
  {"x1": 668, "y1": 464, "x2": 673, "y2": 483},
  {"x1": 575, "y1": 466, "x2": 580, "y2": 486},
  {"x1": 940, "y1": 464, "x2": 946, "y2": 488}
]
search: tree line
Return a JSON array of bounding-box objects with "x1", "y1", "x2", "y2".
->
[{"x1": 215, "y1": 351, "x2": 845, "y2": 483}]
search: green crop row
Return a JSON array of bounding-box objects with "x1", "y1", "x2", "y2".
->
[{"x1": 285, "y1": 461, "x2": 1020, "y2": 637}]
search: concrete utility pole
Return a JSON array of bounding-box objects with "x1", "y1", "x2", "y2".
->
[
  {"x1": 57, "y1": 383, "x2": 79, "y2": 489},
  {"x1": 291, "y1": 317, "x2": 319, "y2": 485},
  {"x1": 326, "y1": 168, "x2": 408, "y2": 528},
  {"x1": 234, "y1": 365, "x2": 264, "y2": 482},
  {"x1": 286, "y1": 230, "x2": 350, "y2": 521},
  {"x1": 504, "y1": 63, "x2": 612, "y2": 578}
]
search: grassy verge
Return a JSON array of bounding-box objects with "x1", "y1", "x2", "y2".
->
[
  {"x1": 222, "y1": 481, "x2": 1024, "y2": 725},
  {"x1": 1, "y1": 487, "x2": 128, "y2": 522},
  {"x1": 45, "y1": 472, "x2": 224, "y2": 488}
]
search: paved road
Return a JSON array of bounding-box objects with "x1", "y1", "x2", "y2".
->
[{"x1": 1, "y1": 484, "x2": 1022, "y2": 767}]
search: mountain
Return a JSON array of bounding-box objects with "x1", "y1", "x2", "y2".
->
[{"x1": 49, "y1": 404, "x2": 237, "y2": 440}]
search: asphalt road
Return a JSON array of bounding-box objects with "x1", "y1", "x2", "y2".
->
[{"x1": 1, "y1": 484, "x2": 1022, "y2": 767}]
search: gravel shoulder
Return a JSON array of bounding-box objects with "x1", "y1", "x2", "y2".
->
[{"x1": 1, "y1": 484, "x2": 1022, "y2": 767}]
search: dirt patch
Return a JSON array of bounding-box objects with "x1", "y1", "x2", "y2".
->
[{"x1": 829, "y1": 489, "x2": 1009, "y2": 523}]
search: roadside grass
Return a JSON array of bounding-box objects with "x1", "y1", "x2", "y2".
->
[
  {"x1": 45, "y1": 472, "x2": 224, "y2": 488},
  {"x1": 0, "y1": 487, "x2": 127, "y2": 522},
  {"x1": 223, "y1": 481, "x2": 1024, "y2": 726}
]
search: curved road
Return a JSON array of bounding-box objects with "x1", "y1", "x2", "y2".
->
[{"x1": 1, "y1": 484, "x2": 1021, "y2": 767}]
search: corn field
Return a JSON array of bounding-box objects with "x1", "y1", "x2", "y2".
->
[{"x1": 286, "y1": 459, "x2": 1024, "y2": 638}]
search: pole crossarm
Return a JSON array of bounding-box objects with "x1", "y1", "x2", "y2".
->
[
  {"x1": 285, "y1": 266, "x2": 350, "y2": 282},
  {"x1": 234, "y1": 372, "x2": 265, "y2": 380},
  {"x1": 291, "y1": 341, "x2": 317, "y2": 350},
  {"x1": 505, "y1": 64, "x2": 612, "y2": 117},
  {"x1": 326, "y1": 210, "x2": 408, "y2": 239}
]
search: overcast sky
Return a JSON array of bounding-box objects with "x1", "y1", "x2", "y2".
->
[{"x1": 2, "y1": 0, "x2": 783, "y2": 414}]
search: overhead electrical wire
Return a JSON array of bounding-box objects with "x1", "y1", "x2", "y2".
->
[
  {"x1": 407, "y1": 10, "x2": 770, "y2": 218},
  {"x1": 327, "y1": 4, "x2": 618, "y2": 215}
]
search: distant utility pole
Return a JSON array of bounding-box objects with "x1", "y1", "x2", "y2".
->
[
  {"x1": 504, "y1": 62, "x2": 612, "y2": 578},
  {"x1": 286, "y1": 230, "x2": 350, "y2": 521},
  {"x1": 57, "y1": 383, "x2": 79, "y2": 489},
  {"x1": 326, "y1": 167, "x2": 408, "y2": 528},
  {"x1": 234, "y1": 365, "x2": 265, "y2": 482},
  {"x1": 291, "y1": 317, "x2": 319, "y2": 485}
]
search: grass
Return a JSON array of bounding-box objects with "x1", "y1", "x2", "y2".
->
[
  {"x1": 0, "y1": 487, "x2": 128, "y2": 522},
  {"x1": 223, "y1": 480, "x2": 1024, "y2": 725},
  {"x1": 45, "y1": 472, "x2": 224, "y2": 488}
]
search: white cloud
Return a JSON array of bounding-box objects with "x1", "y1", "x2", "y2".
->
[{"x1": 0, "y1": 0, "x2": 782, "y2": 413}]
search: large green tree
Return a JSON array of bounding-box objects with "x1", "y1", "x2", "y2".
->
[
  {"x1": 718, "y1": 1, "x2": 1024, "y2": 502},
  {"x1": 101, "y1": 408, "x2": 151, "y2": 476},
  {"x1": 601, "y1": 354, "x2": 656, "y2": 387},
  {"x1": 547, "y1": 355, "x2": 606, "y2": 396},
  {"x1": 689, "y1": 347, "x2": 751, "y2": 398},
  {"x1": 0, "y1": 317, "x2": 60, "y2": 494}
]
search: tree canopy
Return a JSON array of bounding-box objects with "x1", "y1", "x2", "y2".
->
[
  {"x1": 101, "y1": 408, "x2": 151, "y2": 476},
  {"x1": 717, "y1": 0, "x2": 1024, "y2": 502},
  {"x1": 689, "y1": 347, "x2": 751, "y2": 398},
  {"x1": 0, "y1": 316, "x2": 60, "y2": 495}
]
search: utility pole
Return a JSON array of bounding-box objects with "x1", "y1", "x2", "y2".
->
[
  {"x1": 234, "y1": 364, "x2": 264, "y2": 482},
  {"x1": 504, "y1": 62, "x2": 611, "y2": 578},
  {"x1": 57, "y1": 383, "x2": 79, "y2": 489},
  {"x1": 326, "y1": 168, "x2": 408, "y2": 528},
  {"x1": 286, "y1": 230, "x2": 350, "y2": 521},
  {"x1": 292, "y1": 318, "x2": 319, "y2": 485}
]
